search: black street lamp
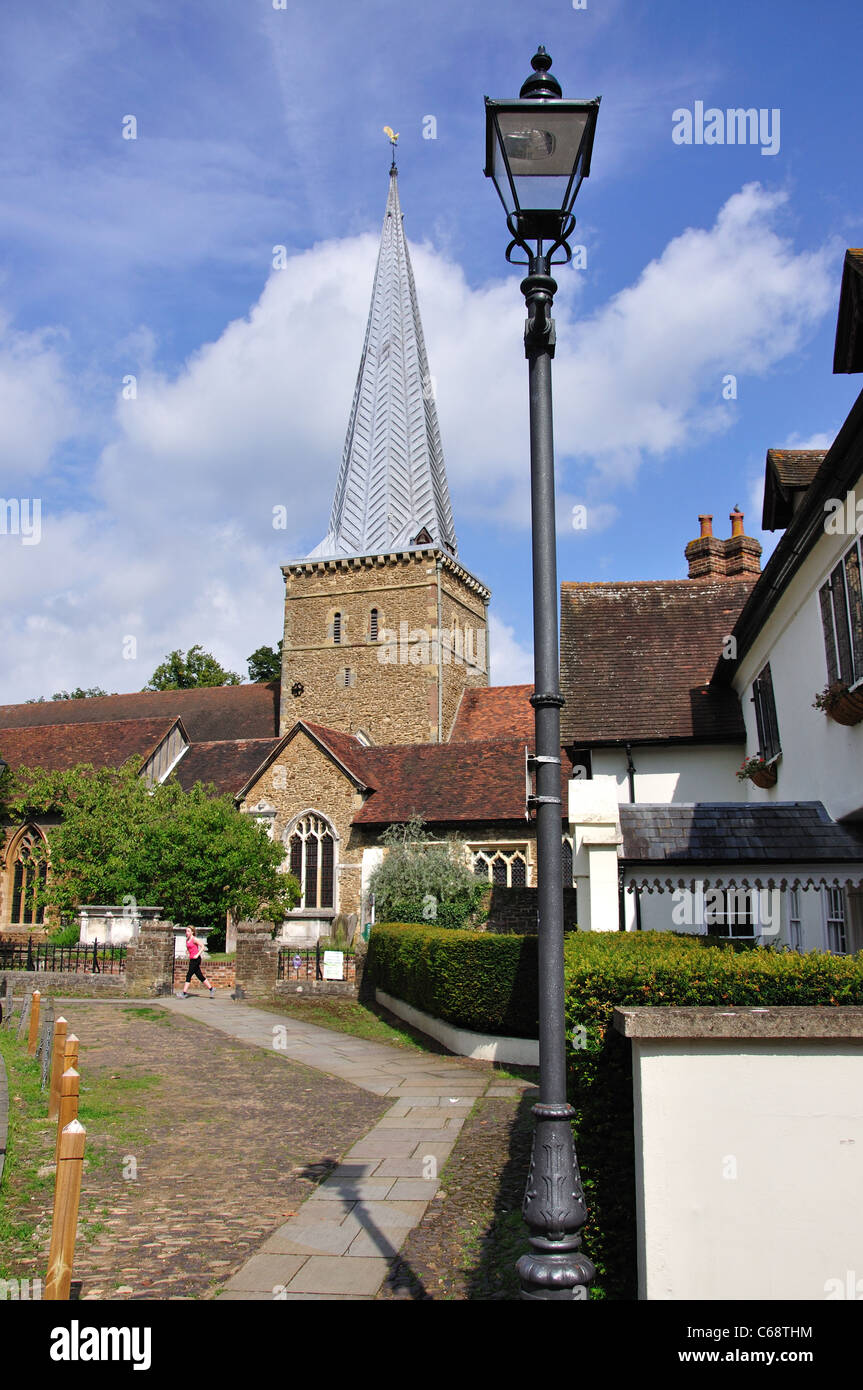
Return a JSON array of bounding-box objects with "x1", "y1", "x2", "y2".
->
[{"x1": 485, "y1": 48, "x2": 600, "y2": 1302}]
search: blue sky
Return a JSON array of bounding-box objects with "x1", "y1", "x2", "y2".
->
[{"x1": 1, "y1": 0, "x2": 861, "y2": 700}]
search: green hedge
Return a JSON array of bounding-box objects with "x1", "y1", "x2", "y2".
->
[
  {"x1": 367, "y1": 924, "x2": 863, "y2": 1298},
  {"x1": 366, "y1": 922, "x2": 539, "y2": 1037}
]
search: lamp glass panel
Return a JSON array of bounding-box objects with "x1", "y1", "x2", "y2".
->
[{"x1": 493, "y1": 109, "x2": 589, "y2": 211}]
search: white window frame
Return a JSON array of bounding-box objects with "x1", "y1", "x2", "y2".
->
[{"x1": 822, "y1": 885, "x2": 848, "y2": 955}]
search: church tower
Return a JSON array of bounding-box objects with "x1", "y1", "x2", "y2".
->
[{"x1": 279, "y1": 160, "x2": 490, "y2": 744}]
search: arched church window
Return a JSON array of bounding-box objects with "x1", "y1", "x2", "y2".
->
[
  {"x1": 288, "y1": 815, "x2": 335, "y2": 911},
  {"x1": 333, "y1": 612, "x2": 342, "y2": 645},
  {"x1": 8, "y1": 827, "x2": 48, "y2": 926}
]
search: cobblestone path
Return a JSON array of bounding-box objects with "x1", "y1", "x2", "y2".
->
[{"x1": 36, "y1": 1000, "x2": 388, "y2": 1300}]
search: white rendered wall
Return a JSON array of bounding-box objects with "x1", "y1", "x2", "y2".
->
[
  {"x1": 591, "y1": 744, "x2": 743, "y2": 804},
  {"x1": 733, "y1": 484, "x2": 863, "y2": 822},
  {"x1": 633, "y1": 1039, "x2": 863, "y2": 1299}
]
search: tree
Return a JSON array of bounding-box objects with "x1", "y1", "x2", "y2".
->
[
  {"x1": 26, "y1": 687, "x2": 113, "y2": 704},
  {"x1": 144, "y1": 645, "x2": 242, "y2": 691},
  {"x1": 5, "y1": 760, "x2": 300, "y2": 933},
  {"x1": 247, "y1": 642, "x2": 283, "y2": 683},
  {"x1": 367, "y1": 816, "x2": 485, "y2": 929}
]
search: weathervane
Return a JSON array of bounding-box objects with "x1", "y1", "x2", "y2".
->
[{"x1": 383, "y1": 124, "x2": 399, "y2": 169}]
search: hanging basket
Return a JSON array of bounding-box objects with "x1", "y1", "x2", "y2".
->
[
  {"x1": 826, "y1": 687, "x2": 863, "y2": 727},
  {"x1": 748, "y1": 766, "x2": 778, "y2": 789}
]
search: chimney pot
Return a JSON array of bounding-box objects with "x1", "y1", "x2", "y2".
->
[
  {"x1": 698, "y1": 514, "x2": 714, "y2": 538},
  {"x1": 730, "y1": 508, "x2": 744, "y2": 537}
]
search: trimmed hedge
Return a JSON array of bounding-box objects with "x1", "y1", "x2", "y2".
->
[
  {"x1": 366, "y1": 922, "x2": 539, "y2": 1037},
  {"x1": 367, "y1": 924, "x2": 863, "y2": 1298}
]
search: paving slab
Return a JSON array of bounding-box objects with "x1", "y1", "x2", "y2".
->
[{"x1": 154, "y1": 995, "x2": 503, "y2": 1301}]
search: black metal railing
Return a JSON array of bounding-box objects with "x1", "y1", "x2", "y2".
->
[
  {"x1": 277, "y1": 944, "x2": 357, "y2": 982},
  {"x1": 0, "y1": 937, "x2": 127, "y2": 975}
]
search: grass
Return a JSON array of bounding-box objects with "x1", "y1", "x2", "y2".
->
[
  {"x1": 0, "y1": 1023, "x2": 160, "y2": 1279},
  {"x1": 255, "y1": 996, "x2": 432, "y2": 1051}
]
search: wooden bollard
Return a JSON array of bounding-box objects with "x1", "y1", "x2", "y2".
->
[
  {"x1": 56, "y1": 1069, "x2": 80, "y2": 1162},
  {"x1": 45, "y1": 1120, "x2": 86, "y2": 1301},
  {"x1": 27, "y1": 990, "x2": 42, "y2": 1055},
  {"x1": 63, "y1": 1034, "x2": 79, "y2": 1073},
  {"x1": 48, "y1": 1018, "x2": 68, "y2": 1121}
]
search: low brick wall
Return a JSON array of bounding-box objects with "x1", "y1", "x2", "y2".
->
[
  {"x1": 0, "y1": 970, "x2": 126, "y2": 998},
  {"x1": 173, "y1": 957, "x2": 236, "y2": 989}
]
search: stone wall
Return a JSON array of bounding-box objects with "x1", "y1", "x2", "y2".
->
[
  {"x1": 279, "y1": 549, "x2": 489, "y2": 744},
  {"x1": 173, "y1": 957, "x2": 236, "y2": 990},
  {"x1": 234, "y1": 921, "x2": 279, "y2": 998},
  {"x1": 0, "y1": 970, "x2": 126, "y2": 998},
  {"x1": 125, "y1": 918, "x2": 175, "y2": 996},
  {"x1": 484, "y1": 886, "x2": 579, "y2": 933}
]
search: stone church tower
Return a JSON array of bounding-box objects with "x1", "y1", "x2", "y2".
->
[{"x1": 279, "y1": 164, "x2": 490, "y2": 744}]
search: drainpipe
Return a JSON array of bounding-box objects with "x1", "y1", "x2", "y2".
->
[
  {"x1": 625, "y1": 743, "x2": 643, "y2": 932},
  {"x1": 436, "y1": 559, "x2": 443, "y2": 743}
]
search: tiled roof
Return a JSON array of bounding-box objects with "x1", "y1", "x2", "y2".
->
[
  {"x1": 0, "y1": 718, "x2": 177, "y2": 774},
  {"x1": 173, "y1": 740, "x2": 281, "y2": 796},
  {"x1": 834, "y1": 248, "x2": 863, "y2": 374},
  {"x1": 300, "y1": 722, "x2": 374, "y2": 786},
  {"x1": 762, "y1": 449, "x2": 827, "y2": 530},
  {"x1": 620, "y1": 802, "x2": 863, "y2": 863},
  {"x1": 449, "y1": 685, "x2": 534, "y2": 743},
  {"x1": 352, "y1": 739, "x2": 573, "y2": 825},
  {"x1": 560, "y1": 580, "x2": 753, "y2": 744},
  {"x1": 0, "y1": 683, "x2": 280, "y2": 743},
  {"x1": 766, "y1": 449, "x2": 826, "y2": 489}
]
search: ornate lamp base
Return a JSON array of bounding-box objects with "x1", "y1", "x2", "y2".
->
[{"x1": 517, "y1": 1101, "x2": 595, "y2": 1300}]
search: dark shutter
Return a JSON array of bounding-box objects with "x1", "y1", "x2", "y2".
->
[{"x1": 753, "y1": 663, "x2": 780, "y2": 761}]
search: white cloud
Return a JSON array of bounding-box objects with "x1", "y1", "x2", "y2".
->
[
  {"x1": 0, "y1": 182, "x2": 838, "y2": 703},
  {"x1": 488, "y1": 615, "x2": 533, "y2": 686}
]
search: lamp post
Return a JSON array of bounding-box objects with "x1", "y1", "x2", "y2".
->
[{"x1": 485, "y1": 48, "x2": 600, "y2": 1301}]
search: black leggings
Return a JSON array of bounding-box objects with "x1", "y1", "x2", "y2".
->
[{"x1": 186, "y1": 956, "x2": 206, "y2": 983}]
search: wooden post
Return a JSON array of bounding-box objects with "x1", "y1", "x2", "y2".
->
[
  {"x1": 63, "y1": 1034, "x2": 79, "y2": 1073},
  {"x1": 44, "y1": 1120, "x2": 86, "y2": 1301},
  {"x1": 27, "y1": 990, "x2": 42, "y2": 1055},
  {"x1": 56, "y1": 1069, "x2": 80, "y2": 1162},
  {"x1": 48, "y1": 1018, "x2": 68, "y2": 1121}
]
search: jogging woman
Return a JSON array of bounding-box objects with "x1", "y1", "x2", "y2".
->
[{"x1": 179, "y1": 927, "x2": 215, "y2": 997}]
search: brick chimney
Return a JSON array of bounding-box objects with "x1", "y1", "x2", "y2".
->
[
  {"x1": 724, "y1": 508, "x2": 762, "y2": 578},
  {"x1": 685, "y1": 510, "x2": 761, "y2": 580},
  {"x1": 685, "y1": 515, "x2": 727, "y2": 579}
]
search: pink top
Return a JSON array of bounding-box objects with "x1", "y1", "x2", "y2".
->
[{"x1": 187, "y1": 936, "x2": 200, "y2": 960}]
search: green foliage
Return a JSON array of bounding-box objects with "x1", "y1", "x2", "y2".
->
[
  {"x1": 5, "y1": 759, "x2": 300, "y2": 933},
  {"x1": 26, "y1": 687, "x2": 113, "y2": 703},
  {"x1": 45, "y1": 921, "x2": 82, "y2": 947},
  {"x1": 144, "y1": 644, "x2": 241, "y2": 690},
  {"x1": 247, "y1": 642, "x2": 283, "y2": 683},
  {"x1": 369, "y1": 817, "x2": 486, "y2": 929},
  {"x1": 367, "y1": 925, "x2": 863, "y2": 1299}
]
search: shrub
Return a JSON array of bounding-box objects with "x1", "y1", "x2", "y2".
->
[
  {"x1": 368, "y1": 925, "x2": 863, "y2": 1298},
  {"x1": 368, "y1": 817, "x2": 486, "y2": 929},
  {"x1": 45, "y1": 921, "x2": 81, "y2": 948}
]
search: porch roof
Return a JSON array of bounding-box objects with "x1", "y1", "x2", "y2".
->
[{"x1": 619, "y1": 802, "x2": 863, "y2": 864}]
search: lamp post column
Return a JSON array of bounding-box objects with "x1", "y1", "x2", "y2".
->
[{"x1": 517, "y1": 258, "x2": 595, "y2": 1301}]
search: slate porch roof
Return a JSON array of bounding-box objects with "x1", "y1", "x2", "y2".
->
[
  {"x1": 0, "y1": 683, "x2": 280, "y2": 743},
  {"x1": 620, "y1": 803, "x2": 863, "y2": 863},
  {"x1": 560, "y1": 580, "x2": 754, "y2": 745},
  {"x1": 0, "y1": 718, "x2": 179, "y2": 775}
]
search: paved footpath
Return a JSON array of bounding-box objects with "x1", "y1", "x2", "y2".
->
[{"x1": 155, "y1": 995, "x2": 527, "y2": 1300}]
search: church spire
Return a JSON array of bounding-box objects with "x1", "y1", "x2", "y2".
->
[{"x1": 309, "y1": 161, "x2": 458, "y2": 560}]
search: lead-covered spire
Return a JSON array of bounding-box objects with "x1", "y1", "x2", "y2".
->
[{"x1": 309, "y1": 167, "x2": 458, "y2": 559}]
